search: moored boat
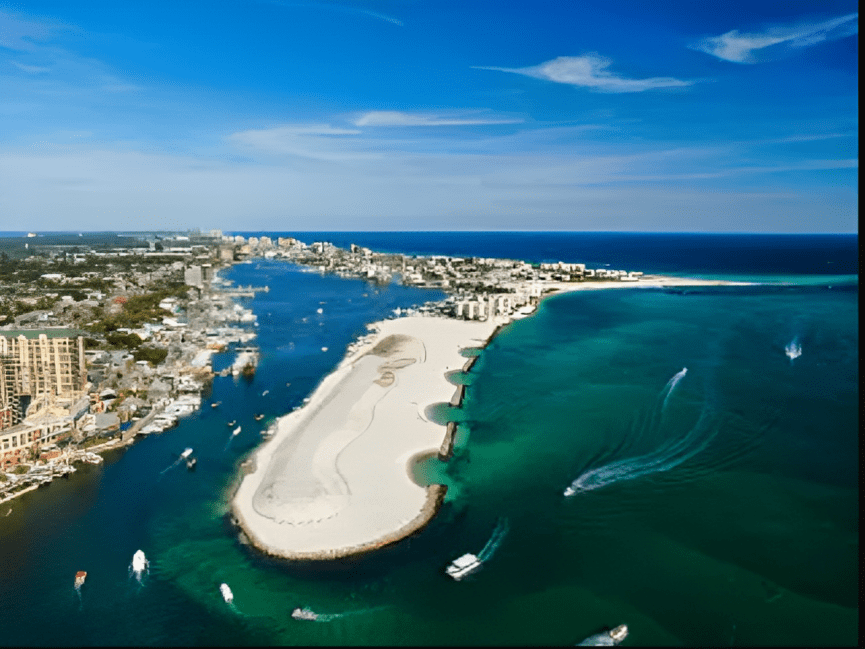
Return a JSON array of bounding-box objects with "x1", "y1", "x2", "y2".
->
[{"x1": 186, "y1": 457, "x2": 197, "y2": 470}]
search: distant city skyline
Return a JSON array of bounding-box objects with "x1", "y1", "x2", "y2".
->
[{"x1": 0, "y1": 1, "x2": 858, "y2": 232}]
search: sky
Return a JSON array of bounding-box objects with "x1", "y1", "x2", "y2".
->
[{"x1": 0, "y1": 0, "x2": 858, "y2": 232}]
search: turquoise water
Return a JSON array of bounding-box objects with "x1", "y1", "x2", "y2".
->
[{"x1": 0, "y1": 256, "x2": 858, "y2": 645}]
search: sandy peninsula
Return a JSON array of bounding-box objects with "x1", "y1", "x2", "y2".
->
[
  {"x1": 231, "y1": 315, "x2": 500, "y2": 559},
  {"x1": 231, "y1": 273, "x2": 752, "y2": 559}
]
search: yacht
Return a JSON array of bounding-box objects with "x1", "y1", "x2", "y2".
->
[
  {"x1": 291, "y1": 607, "x2": 318, "y2": 621},
  {"x1": 232, "y1": 426, "x2": 241, "y2": 436},
  {"x1": 74, "y1": 571, "x2": 87, "y2": 589},
  {"x1": 576, "y1": 624, "x2": 629, "y2": 646},
  {"x1": 445, "y1": 553, "x2": 482, "y2": 580},
  {"x1": 220, "y1": 583, "x2": 233, "y2": 604},
  {"x1": 131, "y1": 550, "x2": 148, "y2": 576},
  {"x1": 180, "y1": 448, "x2": 193, "y2": 459}
]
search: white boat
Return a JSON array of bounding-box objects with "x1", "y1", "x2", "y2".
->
[
  {"x1": 131, "y1": 550, "x2": 148, "y2": 576},
  {"x1": 261, "y1": 390, "x2": 269, "y2": 396},
  {"x1": 785, "y1": 341, "x2": 802, "y2": 361},
  {"x1": 564, "y1": 485, "x2": 576, "y2": 497},
  {"x1": 291, "y1": 607, "x2": 318, "y2": 621},
  {"x1": 232, "y1": 426, "x2": 241, "y2": 436},
  {"x1": 220, "y1": 583, "x2": 233, "y2": 604},
  {"x1": 180, "y1": 448, "x2": 193, "y2": 459},
  {"x1": 445, "y1": 553, "x2": 482, "y2": 580},
  {"x1": 576, "y1": 624, "x2": 629, "y2": 646}
]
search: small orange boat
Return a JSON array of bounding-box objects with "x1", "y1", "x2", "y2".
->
[{"x1": 74, "y1": 571, "x2": 87, "y2": 588}]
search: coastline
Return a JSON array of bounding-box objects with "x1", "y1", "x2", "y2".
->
[{"x1": 230, "y1": 273, "x2": 756, "y2": 560}]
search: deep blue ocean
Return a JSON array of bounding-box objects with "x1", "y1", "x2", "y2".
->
[{"x1": 0, "y1": 233, "x2": 857, "y2": 646}]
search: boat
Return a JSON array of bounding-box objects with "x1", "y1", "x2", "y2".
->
[
  {"x1": 576, "y1": 624, "x2": 629, "y2": 646},
  {"x1": 232, "y1": 426, "x2": 241, "y2": 436},
  {"x1": 254, "y1": 414, "x2": 264, "y2": 421},
  {"x1": 785, "y1": 341, "x2": 802, "y2": 361},
  {"x1": 261, "y1": 390, "x2": 269, "y2": 396},
  {"x1": 445, "y1": 553, "x2": 482, "y2": 580},
  {"x1": 180, "y1": 447, "x2": 193, "y2": 459},
  {"x1": 291, "y1": 607, "x2": 318, "y2": 621},
  {"x1": 74, "y1": 571, "x2": 87, "y2": 588},
  {"x1": 131, "y1": 550, "x2": 148, "y2": 576},
  {"x1": 211, "y1": 401, "x2": 221, "y2": 408},
  {"x1": 219, "y1": 582, "x2": 233, "y2": 604},
  {"x1": 227, "y1": 420, "x2": 236, "y2": 427},
  {"x1": 186, "y1": 457, "x2": 197, "y2": 470}
]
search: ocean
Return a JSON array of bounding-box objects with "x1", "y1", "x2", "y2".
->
[{"x1": 0, "y1": 233, "x2": 857, "y2": 646}]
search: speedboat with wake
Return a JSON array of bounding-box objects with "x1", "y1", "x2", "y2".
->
[
  {"x1": 180, "y1": 448, "x2": 193, "y2": 459},
  {"x1": 74, "y1": 571, "x2": 87, "y2": 589},
  {"x1": 445, "y1": 553, "x2": 482, "y2": 580},
  {"x1": 576, "y1": 624, "x2": 628, "y2": 646},
  {"x1": 785, "y1": 341, "x2": 802, "y2": 362},
  {"x1": 232, "y1": 426, "x2": 241, "y2": 436},
  {"x1": 219, "y1": 583, "x2": 233, "y2": 604},
  {"x1": 131, "y1": 550, "x2": 148, "y2": 577},
  {"x1": 291, "y1": 607, "x2": 319, "y2": 621}
]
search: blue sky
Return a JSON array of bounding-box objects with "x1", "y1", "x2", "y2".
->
[{"x1": 0, "y1": 0, "x2": 858, "y2": 232}]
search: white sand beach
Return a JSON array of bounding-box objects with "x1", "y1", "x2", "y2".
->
[{"x1": 232, "y1": 315, "x2": 499, "y2": 559}]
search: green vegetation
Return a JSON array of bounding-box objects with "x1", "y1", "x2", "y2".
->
[
  {"x1": 133, "y1": 346, "x2": 168, "y2": 366},
  {"x1": 106, "y1": 332, "x2": 143, "y2": 350},
  {"x1": 0, "y1": 472, "x2": 8, "y2": 482},
  {"x1": 12, "y1": 465, "x2": 28, "y2": 475}
]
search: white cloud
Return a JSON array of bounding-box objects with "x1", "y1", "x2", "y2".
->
[
  {"x1": 227, "y1": 124, "x2": 374, "y2": 160},
  {"x1": 474, "y1": 54, "x2": 693, "y2": 93},
  {"x1": 692, "y1": 13, "x2": 858, "y2": 63},
  {"x1": 352, "y1": 111, "x2": 523, "y2": 127},
  {"x1": 10, "y1": 61, "x2": 51, "y2": 74}
]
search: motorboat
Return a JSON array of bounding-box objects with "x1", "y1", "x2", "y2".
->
[
  {"x1": 576, "y1": 624, "x2": 629, "y2": 646},
  {"x1": 445, "y1": 553, "x2": 482, "y2": 580},
  {"x1": 186, "y1": 457, "x2": 197, "y2": 470},
  {"x1": 785, "y1": 341, "x2": 802, "y2": 361},
  {"x1": 291, "y1": 607, "x2": 318, "y2": 621},
  {"x1": 261, "y1": 390, "x2": 269, "y2": 396},
  {"x1": 180, "y1": 448, "x2": 193, "y2": 459},
  {"x1": 227, "y1": 420, "x2": 236, "y2": 427},
  {"x1": 232, "y1": 426, "x2": 241, "y2": 436},
  {"x1": 564, "y1": 485, "x2": 577, "y2": 497},
  {"x1": 220, "y1": 583, "x2": 233, "y2": 604},
  {"x1": 74, "y1": 571, "x2": 87, "y2": 588},
  {"x1": 211, "y1": 401, "x2": 221, "y2": 408},
  {"x1": 131, "y1": 550, "x2": 148, "y2": 576},
  {"x1": 254, "y1": 414, "x2": 265, "y2": 421}
]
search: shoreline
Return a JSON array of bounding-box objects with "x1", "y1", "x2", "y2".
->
[{"x1": 230, "y1": 272, "x2": 756, "y2": 560}]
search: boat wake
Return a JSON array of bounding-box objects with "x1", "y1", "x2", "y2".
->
[
  {"x1": 565, "y1": 370, "x2": 717, "y2": 496},
  {"x1": 292, "y1": 605, "x2": 388, "y2": 622},
  {"x1": 477, "y1": 517, "x2": 509, "y2": 562},
  {"x1": 662, "y1": 367, "x2": 688, "y2": 412},
  {"x1": 159, "y1": 448, "x2": 193, "y2": 476}
]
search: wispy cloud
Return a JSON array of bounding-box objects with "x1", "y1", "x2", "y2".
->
[
  {"x1": 474, "y1": 54, "x2": 693, "y2": 93},
  {"x1": 10, "y1": 61, "x2": 51, "y2": 74},
  {"x1": 692, "y1": 13, "x2": 858, "y2": 63},
  {"x1": 227, "y1": 123, "x2": 375, "y2": 161},
  {"x1": 262, "y1": 1, "x2": 403, "y2": 26},
  {"x1": 352, "y1": 110, "x2": 523, "y2": 127}
]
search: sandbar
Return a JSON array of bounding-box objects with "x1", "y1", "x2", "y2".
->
[{"x1": 231, "y1": 315, "x2": 499, "y2": 559}]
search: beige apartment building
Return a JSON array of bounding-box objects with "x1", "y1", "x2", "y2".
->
[{"x1": 0, "y1": 330, "x2": 87, "y2": 468}]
